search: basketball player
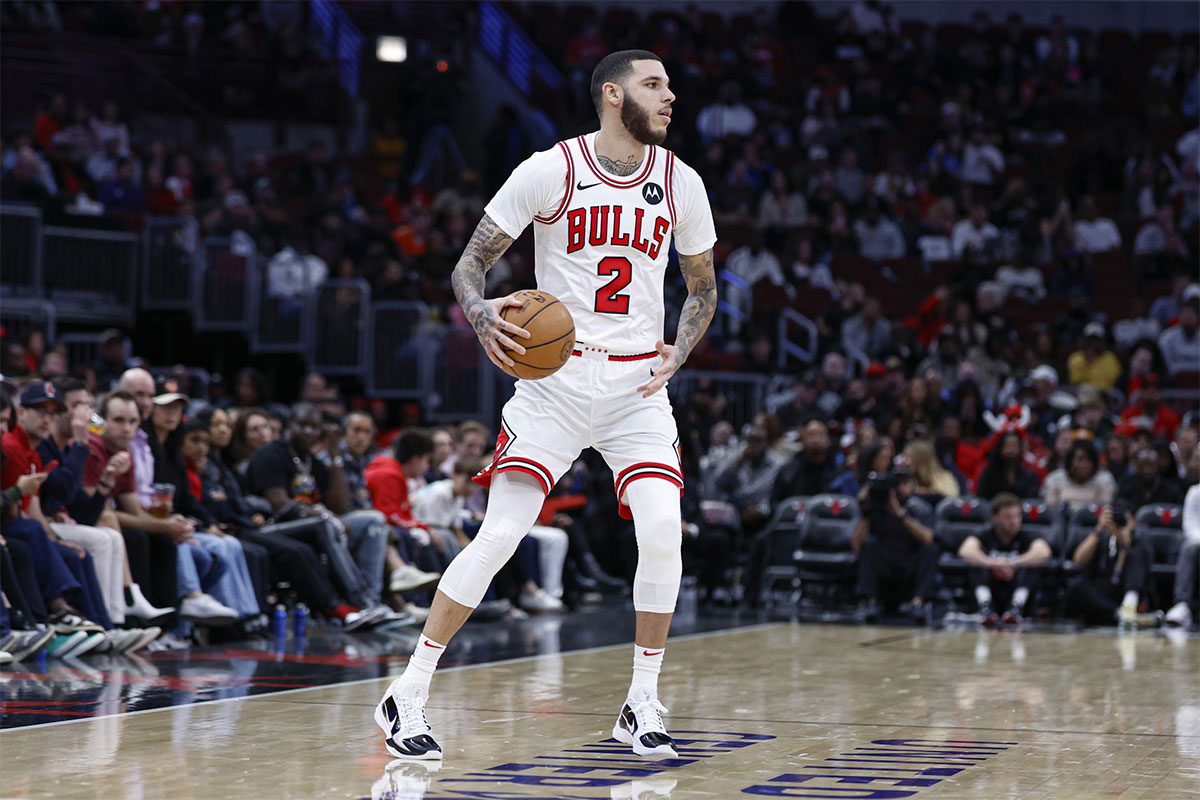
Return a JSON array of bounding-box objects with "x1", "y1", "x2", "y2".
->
[{"x1": 375, "y1": 50, "x2": 716, "y2": 761}]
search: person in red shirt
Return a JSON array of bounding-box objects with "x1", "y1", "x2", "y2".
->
[
  {"x1": 33, "y1": 93, "x2": 67, "y2": 152},
  {"x1": 364, "y1": 430, "x2": 442, "y2": 594},
  {"x1": 365, "y1": 430, "x2": 434, "y2": 531},
  {"x1": 1120, "y1": 373, "x2": 1181, "y2": 441},
  {"x1": 1, "y1": 381, "x2": 110, "y2": 635},
  {"x1": 1, "y1": 382, "x2": 63, "y2": 511}
]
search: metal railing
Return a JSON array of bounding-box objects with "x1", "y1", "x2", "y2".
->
[
  {"x1": 777, "y1": 308, "x2": 818, "y2": 367},
  {"x1": 42, "y1": 226, "x2": 137, "y2": 324},
  {"x1": 426, "y1": 325, "x2": 499, "y2": 423},
  {"x1": 0, "y1": 300, "x2": 57, "y2": 343},
  {"x1": 194, "y1": 236, "x2": 254, "y2": 332},
  {"x1": 367, "y1": 301, "x2": 434, "y2": 399},
  {"x1": 669, "y1": 370, "x2": 769, "y2": 432},
  {"x1": 0, "y1": 204, "x2": 43, "y2": 297},
  {"x1": 478, "y1": 1, "x2": 564, "y2": 95},
  {"x1": 141, "y1": 217, "x2": 197, "y2": 310},
  {"x1": 248, "y1": 255, "x2": 308, "y2": 353},
  {"x1": 308, "y1": 279, "x2": 372, "y2": 375}
]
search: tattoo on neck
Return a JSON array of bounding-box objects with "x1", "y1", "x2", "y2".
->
[{"x1": 597, "y1": 154, "x2": 641, "y2": 177}]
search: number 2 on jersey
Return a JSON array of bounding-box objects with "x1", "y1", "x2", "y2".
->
[{"x1": 594, "y1": 256, "x2": 631, "y2": 314}]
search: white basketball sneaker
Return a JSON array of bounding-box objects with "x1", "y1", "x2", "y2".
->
[
  {"x1": 612, "y1": 687, "x2": 677, "y2": 757},
  {"x1": 374, "y1": 681, "x2": 443, "y2": 760}
]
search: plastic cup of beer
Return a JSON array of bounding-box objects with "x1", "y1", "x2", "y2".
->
[
  {"x1": 150, "y1": 484, "x2": 175, "y2": 518},
  {"x1": 88, "y1": 413, "x2": 106, "y2": 436}
]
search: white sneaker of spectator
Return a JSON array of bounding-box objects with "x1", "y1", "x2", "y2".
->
[
  {"x1": 68, "y1": 632, "x2": 108, "y2": 658},
  {"x1": 517, "y1": 588, "x2": 564, "y2": 613},
  {"x1": 343, "y1": 605, "x2": 388, "y2": 632},
  {"x1": 405, "y1": 605, "x2": 430, "y2": 624},
  {"x1": 179, "y1": 593, "x2": 239, "y2": 625},
  {"x1": 1165, "y1": 602, "x2": 1193, "y2": 628},
  {"x1": 389, "y1": 565, "x2": 441, "y2": 594},
  {"x1": 125, "y1": 583, "x2": 174, "y2": 624}
]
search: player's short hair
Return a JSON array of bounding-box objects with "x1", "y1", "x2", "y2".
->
[
  {"x1": 454, "y1": 456, "x2": 487, "y2": 478},
  {"x1": 991, "y1": 493, "x2": 1022, "y2": 516},
  {"x1": 590, "y1": 49, "x2": 663, "y2": 116}
]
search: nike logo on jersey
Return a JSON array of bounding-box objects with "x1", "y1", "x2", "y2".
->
[{"x1": 577, "y1": 181, "x2": 602, "y2": 191}]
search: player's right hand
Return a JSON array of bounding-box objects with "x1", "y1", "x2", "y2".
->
[{"x1": 478, "y1": 294, "x2": 531, "y2": 369}]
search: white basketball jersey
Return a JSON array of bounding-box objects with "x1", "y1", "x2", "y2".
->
[{"x1": 485, "y1": 132, "x2": 716, "y2": 354}]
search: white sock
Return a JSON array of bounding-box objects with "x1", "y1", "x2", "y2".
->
[
  {"x1": 1122, "y1": 591, "x2": 1138, "y2": 610},
  {"x1": 399, "y1": 635, "x2": 446, "y2": 689},
  {"x1": 1011, "y1": 587, "x2": 1029, "y2": 612},
  {"x1": 629, "y1": 644, "x2": 665, "y2": 697},
  {"x1": 975, "y1": 586, "x2": 993, "y2": 609}
]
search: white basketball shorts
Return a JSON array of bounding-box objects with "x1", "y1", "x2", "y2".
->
[{"x1": 473, "y1": 342, "x2": 684, "y2": 519}]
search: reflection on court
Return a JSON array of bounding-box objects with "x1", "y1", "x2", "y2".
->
[{"x1": 2, "y1": 624, "x2": 1197, "y2": 799}]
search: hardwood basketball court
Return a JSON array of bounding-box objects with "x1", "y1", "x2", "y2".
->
[{"x1": 3, "y1": 620, "x2": 1197, "y2": 799}]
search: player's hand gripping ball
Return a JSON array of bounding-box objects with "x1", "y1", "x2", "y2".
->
[{"x1": 497, "y1": 289, "x2": 576, "y2": 380}]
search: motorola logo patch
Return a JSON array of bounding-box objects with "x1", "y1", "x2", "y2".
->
[{"x1": 642, "y1": 183, "x2": 664, "y2": 205}]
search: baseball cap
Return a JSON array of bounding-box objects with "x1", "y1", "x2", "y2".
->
[
  {"x1": 20, "y1": 381, "x2": 65, "y2": 412},
  {"x1": 865, "y1": 362, "x2": 886, "y2": 378},
  {"x1": 1083, "y1": 321, "x2": 1105, "y2": 338},
  {"x1": 152, "y1": 375, "x2": 189, "y2": 406},
  {"x1": 1030, "y1": 365, "x2": 1058, "y2": 385},
  {"x1": 99, "y1": 328, "x2": 124, "y2": 343}
]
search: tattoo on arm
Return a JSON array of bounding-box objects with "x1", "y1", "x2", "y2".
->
[
  {"x1": 596, "y1": 154, "x2": 641, "y2": 177},
  {"x1": 675, "y1": 249, "x2": 717, "y2": 361},
  {"x1": 451, "y1": 213, "x2": 515, "y2": 339}
]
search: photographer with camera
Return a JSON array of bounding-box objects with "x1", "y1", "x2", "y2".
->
[
  {"x1": 850, "y1": 462, "x2": 939, "y2": 623},
  {"x1": 1066, "y1": 502, "x2": 1161, "y2": 628},
  {"x1": 957, "y1": 493, "x2": 1052, "y2": 627}
]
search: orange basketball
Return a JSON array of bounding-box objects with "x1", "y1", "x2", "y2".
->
[{"x1": 498, "y1": 289, "x2": 575, "y2": 380}]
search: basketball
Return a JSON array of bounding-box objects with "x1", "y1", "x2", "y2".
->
[{"x1": 498, "y1": 289, "x2": 575, "y2": 380}]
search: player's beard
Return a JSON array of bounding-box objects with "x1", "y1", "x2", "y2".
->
[{"x1": 621, "y1": 94, "x2": 667, "y2": 145}]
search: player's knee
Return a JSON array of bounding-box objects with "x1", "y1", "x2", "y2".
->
[{"x1": 474, "y1": 520, "x2": 525, "y2": 562}]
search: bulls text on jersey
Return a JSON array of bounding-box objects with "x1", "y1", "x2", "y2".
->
[{"x1": 565, "y1": 205, "x2": 671, "y2": 260}]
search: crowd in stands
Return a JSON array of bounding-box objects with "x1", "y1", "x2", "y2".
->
[
  {"x1": 1, "y1": 3, "x2": 1199, "y2": 662},
  {"x1": 0, "y1": 359, "x2": 648, "y2": 662}
]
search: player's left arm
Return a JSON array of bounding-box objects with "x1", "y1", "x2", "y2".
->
[{"x1": 637, "y1": 248, "x2": 716, "y2": 398}]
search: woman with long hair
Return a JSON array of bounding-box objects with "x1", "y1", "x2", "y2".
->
[
  {"x1": 976, "y1": 432, "x2": 1041, "y2": 500},
  {"x1": 227, "y1": 407, "x2": 272, "y2": 475},
  {"x1": 900, "y1": 376, "x2": 937, "y2": 440},
  {"x1": 904, "y1": 439, "x2": 960, "y2": 505}
]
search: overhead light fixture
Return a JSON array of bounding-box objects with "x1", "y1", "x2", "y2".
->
[{"x1": 377, "y1": 36, "x2": 407, "y2": 63}]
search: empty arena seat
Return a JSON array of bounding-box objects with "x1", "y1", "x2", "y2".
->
[
  {"x1": 1136, "y1": 504, "x2": 1184, "y2": 602},
  {"x1": 794, "y1": 494, "x2": 860, "y2": 608},
  {"x1": 757, "y1": 496, "x2": 810, "y2": 604},
  {"x1": 933, "y1": 497, "x2": 991, "y2": 604},
  {"x1": 1021, "y1": 499, "x2": 1065, "y2": 559},
  {"x1": 934, "y1": 496, "x2": 991, "y2": 557}
]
